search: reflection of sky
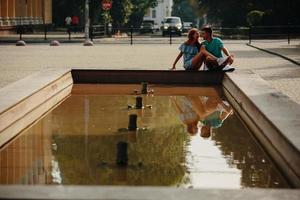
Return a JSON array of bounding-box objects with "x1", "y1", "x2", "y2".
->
[
  {"x1": 51, "y1": 159, "x2": 62, "y2": 184},
  {"x1": 185, "y1": 136, "x2": 241, "y2": 189}
]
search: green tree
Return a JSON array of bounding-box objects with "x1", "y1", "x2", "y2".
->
[
  {"x1": 127, "y1": 0, "x2": 158, "y2": 28},
  {"x1": 195, "y1": 0, "x2": 250, "y2": 27},
  {"x1": 194, "y1": 0, "x2": 300, "y2": 27},
  {"x1": 109, "y1": 0, "x2": 133, "y2": 29},
  {"x1": 247, "y1": 10, "x2": 264, "y2": 26},
  {"x1": 52, "y1": 0, "x2": 85, "y2": 27},
  {"x1": 172, "y1": 0, "x2": 198, "y2": 23},
  {"x1": 53, "y1": 0, "x2": 161, "y2": 29}
]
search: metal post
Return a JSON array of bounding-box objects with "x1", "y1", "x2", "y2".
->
[
  {"x1": 287, "y1": 24, "x2": 290, "y2": 45},
  {"x1": 90, "y1": 26, "x2": 93, "y2": 41},
  {"x1": 287, "y1": 0, "x2": 291, "y2": 44},
  {"x1": 169, "y1": 28, "x2": 172, "y2": 45},
  {"x1": 19, "y1": 26, "x2": 22, "y2": 40},
  {"x1": 84, "y1": 0, "x2": 90, "y2": 41},
  {"x1": 42, "y1": 0, "x2": 46, "y2": 40},
  {"x1": 104, "y1": 20, "x2": 107, "y2": 36},
  {"x1": 44, "y1": 25, "x2": 47, "y2": 40},
  {"x1": 130, "y1": 25, "x2": 133, "y2": 45},
  {"x1": 248, "y1": 26, "x2": 251, "y2": 44}
]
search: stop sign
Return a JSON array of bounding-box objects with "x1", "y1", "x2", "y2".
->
[{"x1": 102, "y1": 0, "x2": 112, "y2": 10}]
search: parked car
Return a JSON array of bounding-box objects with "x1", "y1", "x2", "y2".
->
[
  {"x1": 140, "y1": 21, "x2": 155, "y2": 33},
  {"x1": 182, "y1": 22, "x2": 193, "y2": 33},
  {"x1": 161, "y1": 17, "x2": 183, "y2": 36}
]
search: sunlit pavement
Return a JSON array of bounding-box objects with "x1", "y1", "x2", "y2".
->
[{"x1": 0, "y1": 39, "x2": 299, "y2": 103}]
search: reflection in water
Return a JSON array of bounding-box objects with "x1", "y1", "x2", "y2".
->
[
  {"x1": 0, "y1": 114, "x2": 53, "y2": 184},
  {"x1": 172, "y1": 96, "x2": 233, "y2": 138},
  {"x1": 0, "y1": 94, "x2": 290, "y2": 188}
]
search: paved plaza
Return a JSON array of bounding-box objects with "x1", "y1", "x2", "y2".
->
[{"x1": 0, "y1": 38, "x2": 299, "y2": 103}]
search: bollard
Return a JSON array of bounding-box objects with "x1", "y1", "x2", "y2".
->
[
  {"x1": 83, "y1": 40, "x2": 94, "y2": 46},
  {"x1": 50, "y1": 40, "x2": 60, "y2": 46},
  {"x1": 141, "y1": 82, "x2": 148, "y2": 94},
  {"x1": 135, "y1": 96, "x2": 143, "y2": 109},
  {"x1": 16, "y1": 40, "x2": 26, "y2": 46},
  {"x1": 116, "y1": 142, "x2": 128, "y2": 167},
  {"x1": 128, "y1": 114, "x2": 137, "y2": 131}
]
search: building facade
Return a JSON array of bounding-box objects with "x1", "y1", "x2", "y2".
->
[
  {"x1": 0, "y1": 0, "x2": 52, "y2": 28},
  {"x1": 143, "y1": 0, "x2": 173, "y2": 28}
]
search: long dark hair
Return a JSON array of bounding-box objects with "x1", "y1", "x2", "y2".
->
[{"x1": 185, "y1": 28, "x2": 202, "y2": 51}]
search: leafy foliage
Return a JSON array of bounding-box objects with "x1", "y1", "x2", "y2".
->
[
  {"x1": 192, "y1": 0, "x2": 300, "y2": 27},
  {"x1": 109, "y1": 0, "x2": 133, "y2": 28},
  {"x1": 52, "y1": 0, "x2": 85, "y2": 26},
  {"x1": 247, "y1": 10, "x2": 264, "y2": 26},
  {"x1": 52, "y1": 0, "x2": 157, "y2": 28},
  {"x1": 172, "y1": 0, "x2": 198, "y2": 24},
  {"x1": 128, "y1": 0, "x2": 158, "y2": 28}
]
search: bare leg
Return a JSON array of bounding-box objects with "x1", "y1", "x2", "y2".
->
[
  {"x1": 205, "y1": 56, "x2": 219, "y2": 70},
  {"x1": 191, "y1": 51, "x2": 205, "y2": 69},
  {"x1": 191, "y1": 48, "x2": 215, "y2": 70}
]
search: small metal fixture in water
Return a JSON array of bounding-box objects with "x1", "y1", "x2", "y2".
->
[
  {"x1": 141, "y1": 82, "x2": 148, "y2": 94},
  {"x1": 116, "y1": 142, "x2": 128, "y2": 167},
  {"x1": 135, "y1": 96, "x2": 143, "y2": 109},
  {"x1": 128, "y1": 114, "x2": 138, "y2": 131}
]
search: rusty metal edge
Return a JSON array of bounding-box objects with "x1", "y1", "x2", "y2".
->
[{"x1": 71, "y1": 69, "x2": 224, "y2": 85}]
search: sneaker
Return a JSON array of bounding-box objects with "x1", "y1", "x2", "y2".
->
[
  {"x1": 217, "y1": 56, "x2": 229, "y2": 66},
  {"x1": 222, "y1": 65, "x2": 235, "y2": 72}
]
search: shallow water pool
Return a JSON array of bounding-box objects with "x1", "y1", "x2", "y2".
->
[{"x1": 0, "y1": 84, "x2": 290, "y2": 188}]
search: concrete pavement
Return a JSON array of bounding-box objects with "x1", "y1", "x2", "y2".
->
[
  {"x1": 249, "y1": 39, "x2": 300, "y2": 64},
  {"x1": 0, "y1": 39, "x2": 299, "y2": 103}
]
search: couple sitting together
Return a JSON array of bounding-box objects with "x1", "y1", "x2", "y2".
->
[{"x1": 172, "y1": 26, "x2": 235, "y2": 71}]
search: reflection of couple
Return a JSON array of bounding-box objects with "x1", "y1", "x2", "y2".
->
[{"x1": 172, "y1": 96, "x2": 233, "y2": 138}]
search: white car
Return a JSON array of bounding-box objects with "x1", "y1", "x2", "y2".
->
[{"x1": 161, "y1": 17, "x2": 183, "y2": 36}]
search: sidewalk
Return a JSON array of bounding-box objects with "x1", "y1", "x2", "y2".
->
[
  {"x1": 0, "y1": 39, "x2": 299, "y2": 104},
  {"x1": 246, "y1": 39, "x2": 300, "y2": 104},
  {"x1": 249, "y1": 39, "x2": 300, "y2": 65}
]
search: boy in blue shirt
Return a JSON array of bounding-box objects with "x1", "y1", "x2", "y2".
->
[{"x1": 201, "y1": 26, "x2": 234, "y2": 71}]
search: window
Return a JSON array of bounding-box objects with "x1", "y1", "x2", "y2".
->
[{"x1": 152, "y1": 9, "x2": 156, "y2": 18}]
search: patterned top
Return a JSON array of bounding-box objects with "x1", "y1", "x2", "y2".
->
[{"x1": 179, "y1": 43, "x2": 199, "y2": 68}]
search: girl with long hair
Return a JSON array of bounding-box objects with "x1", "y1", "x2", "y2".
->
[{"x1": 171, "y1": 28, "x2": 217, "y2": 70}]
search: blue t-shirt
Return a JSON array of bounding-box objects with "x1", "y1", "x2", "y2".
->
[
  {"x1": 202, "y1": 37, "x2": 224, "y2": 58},
  {"x1": 179, "y1": 43, "x2": 199, "y2": 68},
  {"x1": 201, "y1": 111, "x2": 223, "y2": 128}
]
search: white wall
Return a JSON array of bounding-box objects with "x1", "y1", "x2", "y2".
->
[{"x1": 143, "y1": 0, "x2": 173, "y2": 27}]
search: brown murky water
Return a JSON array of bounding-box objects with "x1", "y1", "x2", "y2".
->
[{"x1": 0, "y1": 84, "x2": 290, "y2": 188}]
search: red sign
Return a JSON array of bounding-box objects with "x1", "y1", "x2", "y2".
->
[{"x1": 102, "y1": 0, "x2": 112, "y2": 10}]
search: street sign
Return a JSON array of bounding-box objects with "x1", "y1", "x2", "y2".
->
[{"x1": 102, "y1": 0, "x2": 112, "y2": 11}]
